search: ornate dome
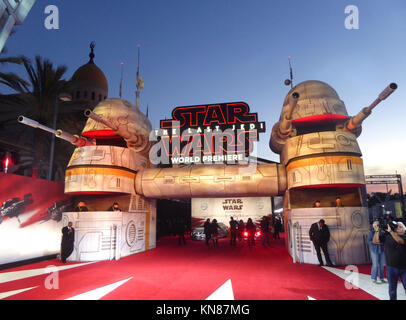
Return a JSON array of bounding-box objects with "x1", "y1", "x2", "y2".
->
[
  {"x1": 72, "y1": 62, "x2": 108, "y2": 92},
  {"x1": 70, "y1": 42, "x2": 108, "y2": 105}
]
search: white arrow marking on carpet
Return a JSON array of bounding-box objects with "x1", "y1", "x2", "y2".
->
[
  {"x1": 0, "y1": 286, "x2": 38, "y2": 299},
  {"x1": 206, "y1": 279, "x2": 234, "y2": 300},
  {"x1": 0, "y1": 262, "x2": 96, "y2": 284},
  {"x1": 65, "y1": 277, "x2": 133, "y2": 300},
  {"x1": 323, "y1": 267, "x2": 406, "y2": 300},
  {"x1": 308, "y1": 296, "x2": 316, "y2": 300}
]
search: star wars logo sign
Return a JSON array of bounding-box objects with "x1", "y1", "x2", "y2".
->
[{"x1": 150, "y1": 102, "x2": 266, "y2": 165}]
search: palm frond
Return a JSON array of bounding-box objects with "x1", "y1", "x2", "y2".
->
[
  {"x1": 0, "y1": 55, "x2": 30, "y2": 66},
  {"x1": 0, "y1": 72, "x2": 30, "y2": 93}
]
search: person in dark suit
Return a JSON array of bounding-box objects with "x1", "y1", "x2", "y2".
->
[
  {"x1": 273, "y1": 215, "x2": 282, "y2": 240},
  {"x1": 237, "y1": 219, "x2": 245, "y2": 242},
  {"x1": 203, "y1": 218, "x2": 211, "y2": 246},
  {"x1": 260, "y1": 216, "x2": 270, "y2": 246},
  {"x1": 229, "y1": 216, "x2": 238, "y2": 246},
  {"x1": 176, "y1": 218, "x2": 187, "y2": 245},
  {"x1": 246, "y1": 218, "x2": 256, "y2": 247},
  {"x1": 210, "y1": 219, "x2": 220, "y2": 247},
  {"x1": 309, "y1": 219, "x2": 333, "y2": 267},
  {"x1": 61, "y1": 221, "x2": 75, "y2": 263},
  {"x1": 108, "y1": 202, "x2": 121, "y2": 212}
]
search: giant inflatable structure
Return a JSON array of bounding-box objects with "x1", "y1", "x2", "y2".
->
[
  {"x1": 20, "y1": 98, "x2": 156, "y2": 261},
  {"x1": 19, "y1": 80, "x2": 397, "y2": 265}
]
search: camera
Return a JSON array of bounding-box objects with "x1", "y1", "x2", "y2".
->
[
  {"x1": 388, "y1": 220, "x2": 398, "y2": 232},
  {"x1": 379, "y1": 212, "x2": 393, "y2": 230},
  {"x1": 379, "y1": 214, "x2": 398, "y2": 232}
]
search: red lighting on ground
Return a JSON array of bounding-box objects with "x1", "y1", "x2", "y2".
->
[{"x1": 243, "y1": 231, "x2": 248, "y2": 237}]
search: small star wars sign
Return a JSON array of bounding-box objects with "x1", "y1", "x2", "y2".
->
[
  {"x1": 153, "y1": 102, "x2": 266, "y2": 165},
  {"x1": 222, "y1": 198, "x2": 243, "y2": 211}
]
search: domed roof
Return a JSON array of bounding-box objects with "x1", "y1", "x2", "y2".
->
[
  {"x1": 82, "y1": 98, "x2": 152, "y2": 154},
  {"x1": 279, "y1": 80, "x2": 349, "y2": 123},
  {"x1": 71, "y1": 42, "x2": 108, "y2": 91},
  {"x1": 72, "y1": 62, "x2": 108, "y2": 90},
  {"x1": 283, "y1": 80, "x2": 339, "y2": 106}
]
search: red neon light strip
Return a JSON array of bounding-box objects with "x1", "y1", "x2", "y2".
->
[
  {"x1": 292, "y1": 114, "x2": 349, "y2": 126},
  {"x1": 291, "y1": 183, "x2": 363, "y2": 189},
  {"x1": 82, "y1": 130, "x2": 120, "y2": 139}
]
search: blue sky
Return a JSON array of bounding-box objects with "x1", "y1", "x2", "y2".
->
[{"x1": 3, "y1": 0, "x2": 406, "y2": 191}]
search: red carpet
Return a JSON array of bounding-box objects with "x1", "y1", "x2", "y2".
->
[{"x1": 0, "y1": 234, "x2": 377, "y2": 300}]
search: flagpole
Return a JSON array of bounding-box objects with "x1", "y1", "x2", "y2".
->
[
  {"x1": 119, "y1": 62, "x2": 124, "y2": 98},
  {"x1": 288, "y1": 56, "x2": 293, "y2": 88},
  {"x1": 136, "y1": 44, "x2": 141, "y2": 108}
]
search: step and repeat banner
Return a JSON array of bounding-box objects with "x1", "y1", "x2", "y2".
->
[
  {"x1": 192, "y1": 197, "x2": 272, "y2": 228},
  {"x1": 0, "y1": 173, "x2": 70, "y2": 265}
]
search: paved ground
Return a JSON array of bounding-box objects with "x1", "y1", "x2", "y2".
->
[{"x1": 0, "y1": 235, "x2": 404, "y2": 300}]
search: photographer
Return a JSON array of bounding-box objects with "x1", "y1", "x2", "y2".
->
[{"x1": 379, "y1": 220, "x2": 406, "y2": 300}]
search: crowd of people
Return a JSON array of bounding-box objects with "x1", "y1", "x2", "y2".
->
[
  {"x1": 309, "y1": 210, "x2": 406, "y2": 300},
  {"x1": 198, "y1": 215, "x2": 283, "y2": 248},
  {"x1": 367, "y1": 213, "x2": 406, "y2": 300}
]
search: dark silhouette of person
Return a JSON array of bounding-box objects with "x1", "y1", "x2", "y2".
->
[
  {"x1": 167, "y1": 218, "x2": 173, "y2": 236},
  {"x1": 61, "y1": 221, "x2": 75, "y2": 263},
  {"x1": 203, "y1": 218, "x2": 211, "y2": 246},
  {"x1": 210, "y1": 219, "x2": 220, "y2": 247},
  {"x1": 229, "y1": 216, "x2": 238, "y2": 246},
  {"x1": 176, "y1": 218, "x2": 187, "y2": 245},
  {"x1": 273, "y1": 215, "x2": 282, "y2": 240},
  {"x1": 309, "y1": 219, "x2": 333, "y2": 267},
  {"x1": 237, "y1": 219, "x2": 245, "y2": 242},
  {"x1": 108, "y1": 202, "x2": 121, "y2": 212},
  {"x1": 260, "y1": 216, "x2": 270, "y2": 246},
  {"x1": 75, "y1": 201, "x2": 89, "y2": 212},
  {"x1": 246, "y1": 218, "x2": 256, "y2": 247}
]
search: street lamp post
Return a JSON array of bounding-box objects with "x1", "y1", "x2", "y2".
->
[{"x1": 47, "y1": 92, "x2": 72, "y2": 181}]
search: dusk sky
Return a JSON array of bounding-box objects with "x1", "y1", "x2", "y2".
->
[{"x1": 2, "y1": 0, "x2": 406, "y2": 192}]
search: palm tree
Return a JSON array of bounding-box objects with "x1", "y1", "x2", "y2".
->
[
  {"x1": 0, "y1": 55, "x2": 78, "y2": 179},
  {"x1": 0, "y1": 28, "x2": 31, "y2": 94},
  {"x1": 0, "y1": 56, "x2": 30, "y2": 94}
]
